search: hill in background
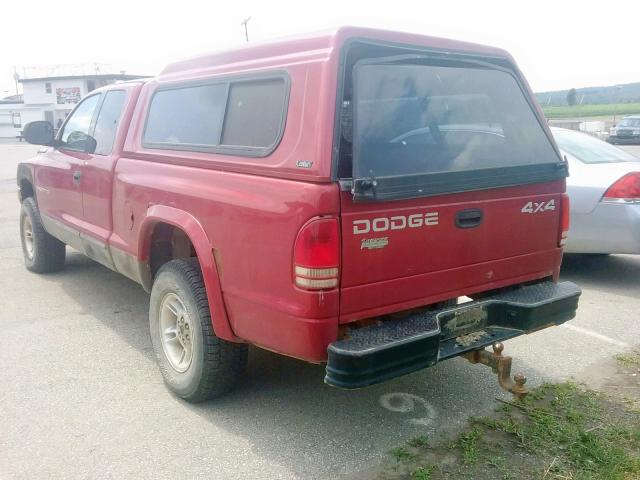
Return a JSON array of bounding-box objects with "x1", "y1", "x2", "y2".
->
[{"x1": 536, "y1": 82, "x2": 640, "y2": 106}]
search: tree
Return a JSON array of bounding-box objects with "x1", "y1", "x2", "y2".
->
[{"x1": 566, "y1": 88, "x2": 577, "y2": 106}]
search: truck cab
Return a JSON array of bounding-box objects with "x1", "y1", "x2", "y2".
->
[{"x1": 17, "y1": 27, "x2": 580, "y2": 402}]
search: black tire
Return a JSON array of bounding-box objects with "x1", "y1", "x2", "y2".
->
[
  {"x1": 20, "y1": 197, "x2": 66, "y2": 273},
  {"x1": 149, "y1": 258, "x2": 248, "y2": 402}
]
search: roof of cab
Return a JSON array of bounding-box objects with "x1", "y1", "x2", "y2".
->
[{"x1": 159, "y1": 26, "x2": 512, "y2": 79}]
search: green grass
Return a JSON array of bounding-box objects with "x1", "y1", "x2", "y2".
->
[
  {"x1": 616, "y1": 350, "x2": 640, "y2": 368},
  {"x1": 391, "y1": 446, "x2": 417, "y2": 462},
  {"x1": 454, "y1": 427, "x2": 483, "y2": 465},
  {"x1": 542, "y1": 103, "x2": 640, "y2": 119},
  {"x1": 381, "y1": 382, "x2": 640, "y2": 480},
  {"x1": 407, "y1": 435, "x2": 429, "y2": 448},
  {"x1": 410, "y1": 465, "x2": 435, "y2": 480}
]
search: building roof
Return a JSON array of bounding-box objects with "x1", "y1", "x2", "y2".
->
[
  {"x1": 159, "y1": 26, "x2": 511, "y2": 79},
  {"x1": 0, "y1": 94, "x2": 23, "y2": 104},
  {"x1": 19, "y1": 73, "x2": 148, "y2": 83}
]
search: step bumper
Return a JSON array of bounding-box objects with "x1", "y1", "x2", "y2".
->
[{"x1": 325, "y1": 281, "x2": 581, "y2": 389}]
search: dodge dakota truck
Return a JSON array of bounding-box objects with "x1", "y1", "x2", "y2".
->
[{"x1": 17, "y1": 27, "x2": 580, "y2": 402}]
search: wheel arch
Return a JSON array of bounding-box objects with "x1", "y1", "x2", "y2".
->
[
  {"x1": 138, "y1": 205, "x2": 239, "y2": 342},
  {"x1": 17, "y1": 163, "x2": 35, "y2": 202}
]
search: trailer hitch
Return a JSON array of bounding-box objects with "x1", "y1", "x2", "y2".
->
[{"x1": 462, "y1": 342, "x2": 529, "y2": 400}]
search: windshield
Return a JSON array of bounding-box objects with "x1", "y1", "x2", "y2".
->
[
  {"x1": 352, "y1": 62, "x2": 561, "y2": 180},
  {"x1": 553, "y1": 128, "x2": 638, "y2": 164},
  {"x1": 618, "y1": 118, "x2": 640, "y2": 128}
]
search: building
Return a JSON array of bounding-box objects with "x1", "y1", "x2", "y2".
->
[
  {"x1": 0, "y1": 65, "x2": 147, "y2": 138},
  {"x1": 0, "y1": 95, "x2": 25, "y2": 138}
]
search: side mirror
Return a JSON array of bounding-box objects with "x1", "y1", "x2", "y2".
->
[
  {"x1": 85, "y1": 136, "x2": 97, "y2": 154},
  {"x1": 22, "y1": 121, "x2": 55, "y2": 146}
]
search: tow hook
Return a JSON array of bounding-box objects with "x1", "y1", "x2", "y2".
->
[{"x1": 462, "y1": 342, "x2": 529, "y2": 400}]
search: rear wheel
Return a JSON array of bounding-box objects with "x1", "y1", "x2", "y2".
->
[
  {"x1": 149, "y1": 258, "x2": 248, "y2": 402},
  {"x1": 20, "y1": 197, "x2": 65, "y2": 273}
]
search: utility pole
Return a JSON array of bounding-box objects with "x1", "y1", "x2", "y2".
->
[
  {"x1": 13, "y1": 67, "x2": 19, "y2": 96},
  {"x1": 240, "y1": 17, "x2": 251, "y2": 42}
]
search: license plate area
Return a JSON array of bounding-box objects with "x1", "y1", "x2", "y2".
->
[{"x1": 439, "y1": 305, "x2": 488, "y2": 340}]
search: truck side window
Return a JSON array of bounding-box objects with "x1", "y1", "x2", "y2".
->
[
  {"x1": 143, "y1": 75, "x2": 287, "y2": 156},
  {"x1": 93, "y1": 90, "x2": 127, "y2": 155},
  {"x1": 60, "y1": 94, "x2": 101, "y2": 152},
  {"x1": 220, "y1": 78, "x2": 286, "y2": 148},
  {"x1": 144, "y1": 84, "x2": 227, "y2": 147}
]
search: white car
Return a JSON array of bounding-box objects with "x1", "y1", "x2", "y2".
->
[{"x1": 551, "y1": 127, "x2": 640, "y2": 254}]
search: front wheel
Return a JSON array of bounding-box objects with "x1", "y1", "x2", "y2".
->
[
  {"x1": 149, "y1": 258, "x2": 248, "y2": 402},
  {"x1": 20, "y1": 197, "x2": 65, "y2": 273}
]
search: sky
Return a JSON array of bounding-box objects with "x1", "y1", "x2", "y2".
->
[{"x1": 1, "y1": 0, "x2": 638, "y2": 97}]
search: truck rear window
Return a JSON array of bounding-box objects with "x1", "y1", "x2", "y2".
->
[{"x1": 349, "y1": 58, "x2": 564, "y2": 200}]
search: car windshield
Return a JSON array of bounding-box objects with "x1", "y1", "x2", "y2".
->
[
  {"x1": 618, "y1": 118, "x2": 640, "y2": 127},
  {"x1": 553, "y1": 129, "x2": 637, "y2": 164},
  {"x1": 352, "y1": 61, "x2": 560, "y2": 180}
]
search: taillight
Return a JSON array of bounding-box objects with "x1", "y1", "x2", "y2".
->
[
  {"x1": 559, "y1": 193, "x2": 570, "y2": 247},
  {"x1": 293, "y1": 217, "x2": 340, "y2": 290},
  {"x1": 603, "y1": 172, "x2": 640, "y2": 203}
]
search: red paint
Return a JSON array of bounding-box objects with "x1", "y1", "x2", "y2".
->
[{"x1": 19, "y1": 27, "x2": 566, "y2": 363}]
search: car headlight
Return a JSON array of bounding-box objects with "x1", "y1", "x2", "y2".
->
[
  {"x1": 610, "y1": 128, "x2": 617, "y2": 135},
  {"x1": 634, "y1": 129, "x2": 640, "y2": 135}
]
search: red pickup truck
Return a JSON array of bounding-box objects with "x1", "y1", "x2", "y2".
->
[{"x1": 18, "y1": 27, "x2": 580, "y2": 402}]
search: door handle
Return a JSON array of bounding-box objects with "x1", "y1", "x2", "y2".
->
[
  {"x1": 73, "y1": 170, "x2": 82, "y2": 183},
  {"x1": 455, "y1": 209, "x2": 483, "y2": 229}
]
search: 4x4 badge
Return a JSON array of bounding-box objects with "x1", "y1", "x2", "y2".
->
[{"x1": 521, "y1": 199, "x2": 555, "y2": 214}]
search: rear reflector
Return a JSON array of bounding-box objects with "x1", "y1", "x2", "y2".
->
[
  {"x1": 294, "y1": 218, "x2": 340, "y2": 290},
  {"x1": 559, "y1": 194, "x2": 570, "y2": 247},
  {"x1": 603, "y1": 172, "x2": 640, "y2": 203}
]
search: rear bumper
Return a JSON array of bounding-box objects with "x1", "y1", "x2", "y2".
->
[
  {"x1": 325, "y1": 281, "x2": 581, "y2": 389},
  {"x1": 609, "y1": 135, "x2": 640, "y2": 144}
]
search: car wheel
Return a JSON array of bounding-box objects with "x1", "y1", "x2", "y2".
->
[
  {"x1": 20, "y1": 197, "x2": 66, "y2": 273},
  {"x1": 149, "y1": 258, "x2": 248, "y2": 402}
]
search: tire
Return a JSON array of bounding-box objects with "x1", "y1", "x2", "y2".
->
[
  {"x1": 20, "y1": 197, "x2": 66, "y2": 273},
  {"x1": 149, "y1": 258, "x2": 248, "y2": 402}
]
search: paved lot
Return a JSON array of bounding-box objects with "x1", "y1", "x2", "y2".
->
[{"x1": 1, "y1": 142, "x2": 639, "y2": 480}]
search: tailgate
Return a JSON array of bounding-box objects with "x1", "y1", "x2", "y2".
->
[{"x1": 339, "y1": 183, "x2": 565, "y2": 320}]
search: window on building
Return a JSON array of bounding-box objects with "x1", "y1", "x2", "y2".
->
[
  {"x1": 143, "y1": 75, "x2": 287, "y2": 155},
  {"x1": 45, "y1": 82, "x2": 52, "y2": 94},
  {"x1": 60, "y1": 94, "x2": 101, "y2": 152},
  {"x1": 93, "y1": 90, "x2": 127, "y2": 155},
  {"x1": 12, "y1": 113, "x2": 21, "y2": 128},
  {"x1": 87, "y1": 80, "x2": 96, "y2": 92},
  {"x1": 220, "y1": 78, "x2": 286, "y2": 148}
]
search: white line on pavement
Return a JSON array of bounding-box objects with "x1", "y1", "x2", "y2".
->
[{"x1": 561, "y1": 323, "x2": 630, "y2": 348}]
